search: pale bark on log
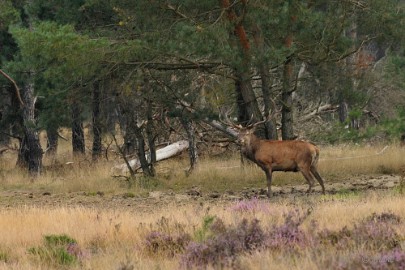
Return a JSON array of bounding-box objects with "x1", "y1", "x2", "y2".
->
[
  {"x1": 112, "y1": 140, "x2": 189, "y2": 174},
  {"x1": 298, "y1": 104, "x2": 338, "y2": 122}
]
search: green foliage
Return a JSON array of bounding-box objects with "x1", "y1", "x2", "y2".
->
[
  {"x1": 0, "y1": 0, "x2": 20, "y2": 30},
  {"x1": 386, "y1": 54, "x2": 405, "y2": 88},
  {"x1": 0, "y1": 250, "x2": 9, "y2": 263},
  {"x1": 28, "y1": 234, "x2": 80, "y2": 266},
  {"x1": 194, "y1": 215, "x2": 216, "y2": 242},
  {"x1": 381, "y1": 107, "x2": 405, "y2": 137},
  {"x1": 316, "y1": 122, "x2": 379, "y2": 144},
  {"x1": 43, "y1": 234, "x2": 77, "y2": 246}
]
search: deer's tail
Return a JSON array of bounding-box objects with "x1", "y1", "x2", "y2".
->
[{"x1": 311, "y1": 145, "x2": 320, "y2": 167}]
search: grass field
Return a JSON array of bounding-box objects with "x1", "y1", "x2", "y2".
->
[{"x1": 0, "y1": 142, "x2": 404, "y2": 269}]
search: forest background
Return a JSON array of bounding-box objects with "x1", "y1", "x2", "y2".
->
[{"x1": 1, "y1": 0, "x2": 405, "y2": 175}]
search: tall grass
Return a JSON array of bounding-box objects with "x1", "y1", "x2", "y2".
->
[
  {"x1": 0, "y1": 191, "x2": 404, "y2": 269},
  {"x1": 160, "y1": 144, "x2": 405, "y2": 192},
  {"x1": 1, "y1": 143, "x2": 404, "y2": 195},
  {"x1": 2, "y1": 133, "x2": 404, "y2": 268}
]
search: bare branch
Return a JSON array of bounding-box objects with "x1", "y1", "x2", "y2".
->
[{"x1": 0, "y1": 69, "x2": 24, "y2": 107}]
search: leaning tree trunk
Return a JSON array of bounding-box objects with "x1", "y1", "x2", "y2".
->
[
  {"x1": 17, "y1": 82, "x2": 43, "y2": 175},
  {"x1": 92, "y1": 80, "x2": 102, "y2": 160},
  {"x1": 71, "y1": 101, "x2": 85, "y2": 155},
  {"x1": 180, "y1": 117, "x2": 198, "y2": 175}
]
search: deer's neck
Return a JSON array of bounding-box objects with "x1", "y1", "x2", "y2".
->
[{"x1": 241, "y1": 135, "x2": 261, "y2": 160}]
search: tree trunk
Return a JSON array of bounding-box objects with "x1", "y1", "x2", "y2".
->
[
  {"x1": 235, "y1": 78, "x2": 249, "y2": 124},
  {"x1": 0, "y1": 85, "x2": 13, "y2": 146},
  {"x1": 71, "y1": 101, "x2": 85, "y2": 155},
  {"x1": 133, "y1": 123, "x2": 152, "y2": 177},
  {"x1": 112, "y1": 140, "x2": 189, "y2": 174},
  {"x1": 46, "y1": 126, "x2": 58, "y2": 158},
  {"x1": 17, "y1": 82, "x2": 43, "y2": 175},
  {"x1": 145, "y1": 98, "x2": 156, "y2": 175},
  {"x1": 252, "y1": 24, "x2": 278, "y2": 139},
  {"x1": 235, "y1": 72, "x2": 262, "y2": 125},
  {"x1": 260, "y1": 65, "x2": 278, "y2": 140},
  {"x1": 281, "y1": 57, "x2": 295, "y2": 140},
  {"x1": 92, "y1": 80, "x2": 102, "y2": 160},
  {"x1": 339, "y1": 101, "x2": 349, "y2": 123},
  {"x1": 281, "y1": 0, "x2": 297, "y2": 140},
  {"x1": 180, "y1": 117, "x2": 198, "y2": 175},
  {"x1": 221, "y1": 0, "x2": 262, "y2": 127}
]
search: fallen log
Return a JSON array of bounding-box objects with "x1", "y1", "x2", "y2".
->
[{"x1": 112, "y1": 140, "x2": 189, "y2": 174}]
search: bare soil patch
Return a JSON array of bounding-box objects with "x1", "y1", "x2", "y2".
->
[{"x1": 0, "y1": 175, "x2": 401, "y2": 212}]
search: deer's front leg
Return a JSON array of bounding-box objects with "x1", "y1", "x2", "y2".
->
[{"x1": 265, "y1": 168, "x2": 273, "y2": 198}]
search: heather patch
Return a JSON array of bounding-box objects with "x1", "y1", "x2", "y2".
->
[
  {"x1": 335, "y1": 249, "x2": 405, "y2": 270},
  {"x1": 267, "y1": 208, "x2": 315, "y2": 250},
  {"x1": 142, "y1": 216, "x2": 191, "y2": 257},
  {"x1": 319, "y1": 212, "x2": 402, "y2": 251},
  {"x1": 144, "y1": 230, "x2": 191, "y2": 257},
  {"x1": 180, "y1": 218, "x2": 266, "y2": 269},
  {"x1": 229, "y1": 197, "x2": 271, "y2": 214}
]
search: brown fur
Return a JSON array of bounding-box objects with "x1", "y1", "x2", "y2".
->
[{"x1": 238, "y1": 128, "x2": 326, "y2": 198}]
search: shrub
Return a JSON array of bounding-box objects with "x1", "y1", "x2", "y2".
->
[
  {"x1": 336, "y1": 249, "x2": 405, "y2": 270},
  {"x1": 180, "y1": 218, "x2": 266, "y2": 269},
  {"x1": 229, "y1": 197, "x2": 270, "y2": 214},
  {"x1": 319, "y1": 212, "x2": 401, "y2": 251},
  {"x1": 194, "y1": 215, "x2": 216, "y2": 242},
  {"x1": 144, "y1": 230, "x2": 191, "y2": 257},
  {"x1": 28, "y1": 234, "x2": 84, "y2": 266},
  {"x1": 267, "y1": 208, "x2": 315, "y2": 250}
]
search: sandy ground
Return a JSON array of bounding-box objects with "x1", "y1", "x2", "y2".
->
[{"x1": 0, "y1": 175, "x2": 401, "y2": 213}]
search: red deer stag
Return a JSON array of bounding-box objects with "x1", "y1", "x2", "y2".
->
[{"x1": 233, "y1": 122, "x2": 325, "y2": 198}]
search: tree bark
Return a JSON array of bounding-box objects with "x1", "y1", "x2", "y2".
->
[
  {"x1": 221, "y1": 0, "x2": 262, "y2": 126},
  {"x1": 281, "y1": 57, "x2": 295, "y2": 140},
  {"x1": 133, "y1": 123, "x2": 153, "y2": 177},
  {"x1": 71, "y1": 101, "x2": 85, "y2": 155},
  {"x1": 17, "y1": 82, "x2": 43, "y2": 175},
  {"x1": 113, "y1": 140, "x2": 189, "y2": 174},
  {"x1": 46, "y1": 126, "x2": 58, "y2": 158},
  {"x1": 281, "y1": 0, "x2": 297, "y2": 140},
  {"x1": 145, "y1": 98, "x2": 156, "y2": 175},
  {"x1": 252, "y1": 24, "x2": 278, "y2": 139},
  {"x1": 92, "y1": 80, "x2": 102, "y2": 160},
  {"x1": 339, "y1": 101, "x2": 349, "y2": 123},
  {"x1": 180, "y1": 117, "x2": 198, "y2": 175}
]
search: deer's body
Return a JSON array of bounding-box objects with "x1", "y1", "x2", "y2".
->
[{"x1": 238, "y1": 129, "x2": 325, "y2": 198}]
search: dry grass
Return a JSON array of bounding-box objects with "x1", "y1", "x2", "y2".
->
[
  {"x1": 160, "y1": 143, "x2": 405, "y2": 192},
  {"x1": 0, "y1": 143, "x2": 404, "y2": 195},
  {"x1": 0, "y1": 191, "x2": 404, "y2": 269},
  {"x1": 1, "y1": 142, "x2": 405, "y2": 269}
]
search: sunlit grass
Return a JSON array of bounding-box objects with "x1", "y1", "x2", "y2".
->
[
  {"x1": 0, "y1": 191, "x2": 404, "y2": 269},
  {"x1": 1, "y1": 139, "x2": 405, "y2": 269},
  {"x1": 158, "y1": 143, "x2": 405, "y2": 192},
  {"x1": 1, "y1": 142, "x2": 404, "y2": 195}
]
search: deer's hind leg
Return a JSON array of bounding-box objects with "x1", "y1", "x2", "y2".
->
[
  {"x1": 300, "y1": 167, "x2": 315, "y2": 193},
  {"x1": 310, "y1": 166, "x2": 326, "y2": 195}
]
